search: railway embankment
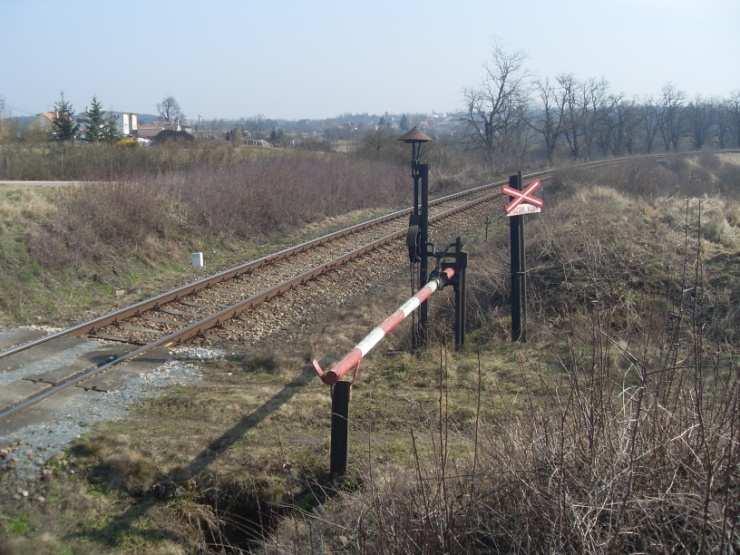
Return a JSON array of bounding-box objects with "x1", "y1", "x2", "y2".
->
[{"x1": 1, "y1": 153, "x2": 737, "y2": 553}]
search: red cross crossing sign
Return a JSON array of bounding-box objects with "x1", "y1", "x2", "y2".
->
[{"x1": 502, "y1": 179, "x2": 543, "y2": 216}]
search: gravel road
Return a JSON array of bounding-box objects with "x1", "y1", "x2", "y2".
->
[{"x1": 0, "y1": 349, "x2": 207, "y2": 480}]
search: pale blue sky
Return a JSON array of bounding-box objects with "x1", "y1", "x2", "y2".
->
[{"x1": 1, "y1": 0, "x2": 738, "y2": 119}]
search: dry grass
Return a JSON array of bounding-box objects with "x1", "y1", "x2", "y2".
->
[
  {"x1": 28, "y1": 155, "x2": 408, "y2": 269},
  {"x1": 266, "y1": 303, "x2": 737, "y2": 553},
  {"x1": 1, "y1": 157, "x2": 736, "y2": 553},
  {"x1": 717, "y1": 152, "x2": 740, "y2": 166},
  {"x1": 0, "y1": 142, "x2": 277, "y2": 181},
  {"x1": 260, "y1": 166, "x2": 739, "y2": 554}
]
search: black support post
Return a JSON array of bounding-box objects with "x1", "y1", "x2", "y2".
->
[
  {"x1": 330, "y1": 381, "x2": 351, "y2": 478},
  {"x1": 453, "y1": 237, "x2": 468, "y2": 350},
  {"x1": 418, "y1": 163, "x2": 430, "y2": 345},
  {"x1": 410, "y1": 158, "x2": 420, "y2": 352},
  {"x1": 518, "y1": 171, "x2": 527, "y2": 342},
  {"x1": 509, "y1": 174, "x2": 523, "y2": 342}
]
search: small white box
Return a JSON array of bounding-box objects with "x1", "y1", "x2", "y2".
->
[{"x1": 191, "y1": 252, "x2": 204, "y2": 269}]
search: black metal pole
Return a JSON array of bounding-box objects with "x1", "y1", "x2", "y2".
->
[
  {"x1": 453, "y1": 237, "x2": 468, "y2": 351},
  {"x1": 518, "y1": 173, "x2": 527, "y2": 342},
  {"x1": 454, "y1": 248, "x2": 462, "y2": 350},
  {"x1": 509, "y1": 174, "x2": 522, "y2": 341},
  {"x1": 330, "y1": 381, "x2": 351, "y2": 478},
  {"x1": 410, "y1": 155, "x2": 420, "y2": 351},
  {"x1": 412, "y1": 163, "x2": 419, "y2": 219},
  {"x1": 418, "y1": 163, "x2": 429, "y2": 344},
  {"x1": 460, "y1": 250, "x2": 467, "y2": 348}
]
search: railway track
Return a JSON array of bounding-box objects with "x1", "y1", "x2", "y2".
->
[{"x1": 0, "y1": 151, "x2": 727, "y2": 421}]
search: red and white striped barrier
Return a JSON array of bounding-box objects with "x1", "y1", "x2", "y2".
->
[{"x1": 313, "y1": 267, "x2": 455, "y2": 385}]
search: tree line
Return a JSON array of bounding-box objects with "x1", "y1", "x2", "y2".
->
[{"x1": 462, "y1": 46, "x2": 740, "y2": 165}]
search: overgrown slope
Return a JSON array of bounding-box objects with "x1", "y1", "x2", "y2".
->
[{"x1": 0, "y1": 154, "x2": 737, "y2": 554}]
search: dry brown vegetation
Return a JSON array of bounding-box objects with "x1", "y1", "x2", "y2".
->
[
  {"x1": 260, "y1": 159, "x2": 738, "y2": 554},
  {"x1": 266, "y1": 306, "x2": 736, "y2": 553},
  {"x1": 1, "y1": 156, "x2": 736, "y2": 554},
  {"x1": 28, "y1": 155, "x2": 408, "y2": 268},
  {"x1": 559, "y1": 152, "x2": 740, "y2": 200},
  {"x1": 0, "y1": 146, "x2": 488, "y2": 324},
  {"x1": 0, "y1": 142, "x2": 270, "y2": 181}
]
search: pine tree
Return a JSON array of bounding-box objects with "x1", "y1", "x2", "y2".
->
[
  {"x1": 101, "y1": 117, "x2": 120, "y2": 143},
  {"x1": 82, "y1": 96, "x2": 106, "y2": 142},
  {"x1": 50, "y1": 92, "x2": 79, "y2": 141}
]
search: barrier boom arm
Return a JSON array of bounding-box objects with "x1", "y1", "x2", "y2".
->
[{"x1": 313, "y1": 267, "x2": 455, "y2": 385}]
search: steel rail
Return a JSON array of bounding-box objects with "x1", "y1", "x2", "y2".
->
[
  {"x1": 2, "y1": 148, "x2": 733, "y2": 362},
  {"x1": 0, "y1": 187, "x2": 504, "y2": 420},
  {"x1": 3, "y1": 149, "x2": 737, "y2": 420},
  {"x1": 0, "y1": 176, "x2": 514, "y2": 361}
]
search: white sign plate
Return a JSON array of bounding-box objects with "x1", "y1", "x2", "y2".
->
[{"x1": 506, "y1": 203, "x2": 542, "y2": 217}]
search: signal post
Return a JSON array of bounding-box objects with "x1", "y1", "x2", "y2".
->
[{"x1": 503, "y1": 174, "x2": 543, "y2": 342}]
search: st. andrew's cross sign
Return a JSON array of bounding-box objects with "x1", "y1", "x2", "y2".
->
[
  {"x1": 502, "y1": 179, "x2": 543, "y2": 216},
  {"x1": 503, "y1": 173, "x2": 543, "y2": 345}
]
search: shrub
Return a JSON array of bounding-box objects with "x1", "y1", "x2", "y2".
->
[
  {"x1": 27, "y1": 154, "x2": 410, "y2": 268},
  {"x1": 264, "y1": 203, "x2": 738, "y2": 554},
  {"x1": 718, "y1": 163, "x2": 740, "y2": 199},
  {"x1": 28, "y1": 182, "x2": 179, "y2": 267},
  {"x1": 696, "y1": 151, "x2": 722, "y2": 171}
]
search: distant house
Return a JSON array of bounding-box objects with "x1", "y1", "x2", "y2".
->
[
  {"x1": 110, "y1": 112, "x2": 138, "y2": 136},
  {"x1": 136, "y1": 120, "x2": 194, "y2": 141},
  {"x1": 152, "y1": 129, "x2": 195, "y2": 144},
  {"x1": 136, "y1": 123, "x2": 166, "y2": 140}
]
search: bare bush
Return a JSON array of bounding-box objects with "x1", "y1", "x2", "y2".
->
[
  {"x1": 263, "y1": 202, "x2": 738, "y2": 554},
  {"x1": 697, "y1": 151, "x2": 722, "y2": 171},
  {"x1": 555, "y1": 156, "x2": 730, "y2": 199},
  {"x1": 718, "y1": 163, "x2": 740, "y2": 199},
  {"x1": 28, "y1": 155, "x2": 408, "y2": 268},
  {"x1": 0, "y1": 142, "x2": 251, "y2": 181},
  {"x1": 28, "y1": 182, "x2": 179, "y2": 267},
  {"x1": 266, "y1": 324, "x2": 736, "y2": 553}
]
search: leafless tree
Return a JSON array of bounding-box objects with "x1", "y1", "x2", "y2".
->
[
  {"x1": 715, "y1": 100, "x2": 732, "y2": 149},
  {"x1": 640, "y1": 98, "x2": 661, "y2": 153},
  {"x1": 557, "y1": 75, "x2": 608, "y2": 159},
  {"x1": 530, "y1": 78, "x2": 565, "y2": 163},
  {"x1": 658, "y1": 83, "x2": 685, "y2": 151},
  {"x1": 729, "y1": 92, "x2": 740, "y2": 148},
  {"x1": 580, "y1": 78, "x2": 610, "y2": 159},
  {"x1": 618, "y1": 99, "x2": 643, "y2": 155},
  {"x1": 157, "y1": 96, "x2": 184, "y2": 126},
  {"x1": 685, "y1": 96, "x2": 714, "y2": 149},
  {"x1": 558, "y1": 74, "x2": 582, "y2": 159},
  {"x1": 593, "y1": 92, "x2": 622, "y2": 156},
  {"x1": 462, "y1": 45, "x2": 529, "y2": 165},
  {"x1": 594, "y1": 95, "x2": 644, "y2": 156}
]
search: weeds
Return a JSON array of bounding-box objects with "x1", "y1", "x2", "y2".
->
[
  {"x1": 261, "y1": 171, "x2": 738, "y2": 554},
  {"x1": 0, "y1": 142, "x2": 264, "y2": 181},
  {"x1": 29, "y1": 154, "x2": 408, "y2": 268}
]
